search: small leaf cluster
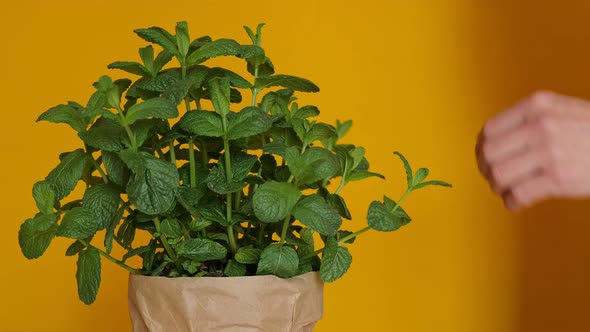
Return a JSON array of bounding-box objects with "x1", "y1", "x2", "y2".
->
[{"x1": 18, "y1": 22, "x2": 451, "y2": 304}]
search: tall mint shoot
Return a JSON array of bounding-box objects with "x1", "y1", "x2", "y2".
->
[{"x1": 18, "y1": 22, "x2": 451, "y2": 304}]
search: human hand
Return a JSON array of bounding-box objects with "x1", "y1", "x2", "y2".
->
[{"x1": 476, "y1": 91, "x2": 590, "y2": 211}]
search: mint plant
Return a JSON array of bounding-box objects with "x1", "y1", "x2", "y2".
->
[{"x1": 18, "y1": 22, "x2": 450, "y2": 305}]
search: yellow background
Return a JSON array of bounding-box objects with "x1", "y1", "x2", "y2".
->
[{"x1": 3, "y1": 1, "x2": 590, "y2": 331}]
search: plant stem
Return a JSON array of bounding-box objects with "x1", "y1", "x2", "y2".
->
[
  {"x1": 335, "y1": 158, "x2": 349, "y2": 195},
  {"x1": 221, "y1": 114, "x2": 238, "y2": 254},
  {"x1": 302, "y1": 188, "x2": 414, "y2": 260},
  {"x1": 153, "y1": 217, "x2": 183, "y2": 272},
  {"x1": 79, "y1": 239, "x2": 146, "y2": 275},
  {"x1": 169, "y1": 141, "x2": 177, "y2": 165},
  {"x1": 278, "y1": 214, "x2": 291, "y2": 245},
  {"x1": 89, "y1": 155, "x2": 109, "y2": 184},
  {"x1": 188, "y1": 137, "x2": 197, "y2": 188},
  {"x1": 116, "y1": 107, "x2": 138, "y2": 151}
]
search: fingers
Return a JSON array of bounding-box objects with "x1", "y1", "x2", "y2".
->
[
  {"x1": 502, "y1": 174, "x2": 556, "y2": 211},
  {"x1": 488, "y1": 144, "x2": 548, "y2": 195}
]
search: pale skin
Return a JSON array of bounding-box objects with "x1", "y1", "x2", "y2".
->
[{"x1": 476, "y1": 91, "x2": 590, "y2": 211}]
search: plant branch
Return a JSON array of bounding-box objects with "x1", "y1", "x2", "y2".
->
[
  {"x1": 79, "y1": 239, "x2": 146, "y2": 275},
  {"x1": 153, "y1": 217, "x2": 183, "y2": 272}
]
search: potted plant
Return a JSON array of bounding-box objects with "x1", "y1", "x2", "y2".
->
[{"x1": 18, "y1": 21, "x2": 450, "y2": 331}]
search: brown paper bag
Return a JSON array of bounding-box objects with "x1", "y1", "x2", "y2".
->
[{"x1": 128, "y1": 272, "x2": 324, "y2": 332}]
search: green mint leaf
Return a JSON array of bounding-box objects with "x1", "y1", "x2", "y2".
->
[
  {"x1": 189, "y1": 220, "x2": 212, "y2": 232},
  {"x1": 182, "y1": 260, "x2": 201, "y2": 275},
  {"x1": 394, "y1": 151, "x2": 413, "y2": 189},
  {"x1": 206, "y1": 165, "x2": 247, "y2": 195},
  {"x1": 82, "y1": 184, "x2": 121, "y2": 229},
  {"x1": 76, "y1": 247, "x2": 101, "y2": 305},
  {"x1": 291, "y1": 195, "x2": 342, "y2": 236},
  {"x1": 37, "y1": 104, "x2": 85, "y2": 132},
  {"x1": 32, "y1": 181, "x2": 56, "y2": 215},
  {"x1": 162, "y1": 78, "x2": 195, "y2": 106},
  {"x1": 286, "y1": 147, "x2": 339, "y2": 185},
  {"x1": 259, "y1": 91, "x2": 290, "y2": 116},
  {"x1": 135, "y1": 69, "x2": 181, "y2": 92},
  {"x1": 335, "y1": 120, "x2": 352, "y2": 139},
  {"x1": 253, "y1": 181, "x2": 301, "y2": 223},
  {"x1": 134, "y1": 26, "x2": 179, "y2": 57},
  {"x1": 45, "y1": 149, "x2": 88, "y2": 200},
  {"x1": 224, "y1": 260, "x2": 247, "y2": 277},
  {"x1": 413, "y1": 168, "x2": 429, "y2": 186},
  {"x1": 124, "y1": 97, "x2": 178, "y2": 125},
  {"x1": 240, "y1": 44, "x2": 265, "y2": 62},
  {"x1": 255, "y1": 74, "x2": 319, "y2": 92},
  {"x1": 160, "y1": 218, "x2": 183, "y2": 239},
  {"x1": 304, "y1": 123, "x2": 335, "y2": 146},
  {"x1": 102, "y1": 151, "x2": 131, "y2": 188},
  {"x1": 65, "y1": 240, "x2": 85, "y2": 257},
  {"x1": 367, "y1": 199, "x2": 411, "y2": 232},
  {"x1": 18, "y1": 214, "x2": 58, "y2": 259},
  {"x1": 107, "y1": 61, "x2": 150, "y2": 77},
  {"x1": 78, "y1": 118, "x2": 126, "y2": 152},
  {"x1": 57, "y1": 207, "x2": 103, "y2": 239},
  {"x1": 243, "y1": 25, "x2": 257, "y2": 44},
  {"x1": 138, "y1": 46, "x2": 155, "y2": 74},
  {"x1": 186, "y1": 38, "x2": 241, "y2": 65},
  {"x1": 176, "y1": 238, "x2": 227, "y2": 261},
  {"x1": 412, "y1": 180, "x2": 453, "y2": 190},
  {"x1": 227, "y1": 107, "x2": 272, "y2": 140},
  {"x1": 235, "y1": 247, "x2": 263, "y2": 264},
  {"x1": 319, "y1": 237, "x2": 352, "y2": 282},
  {"x1": 208, "y1": 67, "x2": 253, "y2": 89},
  {"x1": 347, "y1": 171, "x2": 386, "y2": 183},
  {"x1": 178, "y1": 110, "x2": 224, "y2": 137},
  {"x1": 175, "y1": 21, "x2": 190, "y2": 58},
  {"x1": 153, "y1": 49, "x2": 173, "y2": 75},
  {"x1": 118, "y1": 150, "x2": 179, "y2": 215},
  {"x1": 256, "y1": 244, "x2": 299, "y2": 278},
  {"x1": 175, "y1": 186, "x2": 205, "y2": 218},
  {"x1": 207, "y1": 77, "x2": 231, "y2": 116},
  {"x1": 326, "y1": 193, "x2": 352, "y2": 220},
  {"x1": 292, "y1": 105, "x2": 320, "y2": 120}
]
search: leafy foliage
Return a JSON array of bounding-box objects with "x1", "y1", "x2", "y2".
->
[{"x1": 18, "y1": 22, "x2": 451, "y2": 305}]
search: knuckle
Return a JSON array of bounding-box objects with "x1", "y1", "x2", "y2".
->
[
  {"x1": 530, "y1": 90, "x2": 555, "y2": 107},
  {"x1": 530, "y1": 113, "x2": 556, "y2": 137}
]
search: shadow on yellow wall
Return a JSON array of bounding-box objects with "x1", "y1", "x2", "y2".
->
[{"x1": 473, "y1": 2, "x2": 590, "y2": 331}]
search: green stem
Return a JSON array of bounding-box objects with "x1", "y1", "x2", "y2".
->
[
  {"x1": 79, "y1": 239, "x2": 146, "y2": 275},
  {"x1": 169, "y1": 141, "x2": 177, "y2": 165},
  {"x1": 116, "y1": 107, "x2": 138, "y2": 151},
  {"x1": 199, "y1": 139, "x2": 208, "y2": 166},
  {"x1": 257, "y1": 223, "x2": 266, "y2": 245},
  {"x1": 303, "y1": 188, "x2": 414, "y2": 260},
  {"x1": 188, "y1": 138, "x2": 197, "y2": 188},
  {"x1": 278, "y1": 214, "x2": 291, "y2": 246},
  {"x1": 251, "y1": 66, "x2": 260, "y2": 107},
  {"x1": 153, "y1": 217, "x2": 183, "y2": 272},
  {"x1": 89, "y1": 156, "x2": 109, "y2": 184}
]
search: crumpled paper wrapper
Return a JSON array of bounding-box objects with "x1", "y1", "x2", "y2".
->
[{"x1": 128, "y1": 272, "x2": 324, "y2": 332}]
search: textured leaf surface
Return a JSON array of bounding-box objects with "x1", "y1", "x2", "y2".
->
[
  {"x1": 253, "y1": 181, "x2": 301, "y2": 223},
  {"x1": 37, "y1": 104, "x2": 85, "y2": 132},
  {"x1": 57, "y1": 207, "x2": 103, "y2": 239},
  {"x1": 367, "y1": 199, "x2": 411, "y2": 232},
  {"x1": 18, "y1": 214, "x2": 58, "y2": 259},
  {"x1": 32, "y1": 181, "x2": 55, "y2": 215},
  {"x1": 256, "y1": 244, "x2": 299, "y2": 278},
  {"x1": 178, "y1": 110, "x2": 224, "y2": 137},
  {"x1": 256, "y1": 74, "x2": 319, "y2": 92},
  {"x1": 78, "y1": 118, "x2": 125, "y2": 152},
  {"x1": 177, "y1": 238, "x2": 227, "y2": 261},
  {"x1": 320, "y1": 237, "x2": 352, "y2": 282},
  {"x1": 292, "y1": 195, "x2": 342, "y2": 236},
  {"x1": 125, "y1": 97, "x2": 178, "y2": 125},
  {"x1": 118, "y1": 150, "x2": 179, "y2": 215},
  {"x1": 45, "y1": 149, "x2": 88, "y2": 200},
  {"x1": 286, "y1": 147, "x2": 339, "y2": 185},
  {"x1": 82, "y1": 184, "x2": 121, "y2": 229},
  {"x1": 235, "y1": 247, "x2": 263, "y2": 264},
  {"x1": 227, "y1": 107, "x2": 272, "y2": 140},
  {"x1": 76, "y1": 247, "x2": 102, "y2": 305},
  {"x1": 186, "y1": 38, "x2": 241, "y2": 65}
]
